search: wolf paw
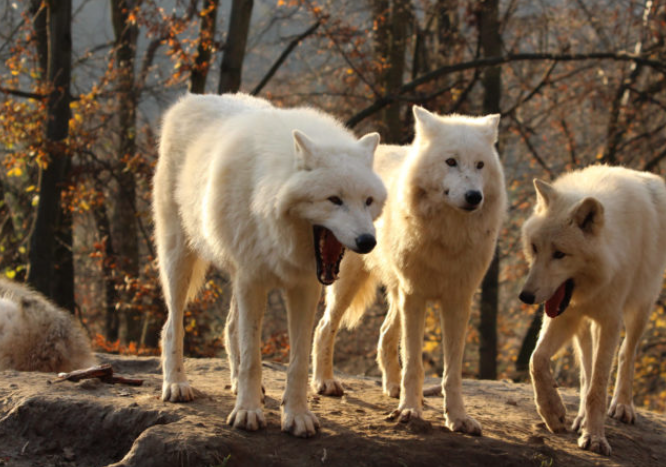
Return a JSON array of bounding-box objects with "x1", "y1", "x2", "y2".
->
[
  {"x1": 227, "y1": 407, "x2": 266, "y2": 431},
  {"x1": 446, "y1": 414, "x2": 482, "y2": 436},
  {"x1": 162, "y1": 381, "x2": 194, "y2": 402},
  {"x1": 538, "y1": 401, "x2": 567, "y2": 433},
  {"x1": 572, "y1": 413, "x2": 586, "y2": 432},
  {"x1": 281, "y1": 409, "x2": 320, "y2": 438},
  {"x1": 578, "y1": 432, "x2": 611, "y2": 456},
  {"x1": 383, "y1": 382, "x2": 400, "y2": 399},
  {"x1": 608, "y1": 401, "x2": 635, "y2": 424},
  {"x1": 312, "y1": 377, "x2": 344, "y2": 397},
  {"x1": 389, "y1": 407, "x2": 422, "y2": 423}
]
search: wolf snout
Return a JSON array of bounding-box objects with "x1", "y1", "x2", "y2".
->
[
  {"x1": 355, "y1": 234, "x2": 376, "y2": 254},
  {"x1": 465, "y1": 190, "x2": 483, "y2": 207},
  {"x1": 519, "y1": 290, "x2": 536, "y2": 305}
]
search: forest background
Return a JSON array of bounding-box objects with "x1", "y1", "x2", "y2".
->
[{"x1": 1, "y1": 0, "x2": 665, "y2": 413}]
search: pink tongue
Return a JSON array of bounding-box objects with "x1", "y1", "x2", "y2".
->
[{"x1": 545, "y1": 282, "x2": 566, "y2": 318}]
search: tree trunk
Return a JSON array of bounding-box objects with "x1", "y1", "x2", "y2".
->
[
  {"x1": 190, "y1": 0, "x2": 220, "y2": 94},
  {"x1": 218, "y1": 0, "x2": 253, "y2": 94},
  {"x1": 515, "y1": 307, "x2": 543, "y2": 377},
  {"x1": 372, "y1": 0, "x2": 411, "y2": 144},
  {"x1": 383, "y1": 0, "x2": 410, "y2": 143},
  {"x1": 27, "y1": 0, "x2": 74, "y2": 311},
  {"x1": 477, "y1": 0, "x2": 502, "y2": 380},
  {"x1": 92, "y1": 196, "x2": 120, "y2": 342},
  {"x1": 111, "y1": 0, "x2": 141, "y2": 343}
]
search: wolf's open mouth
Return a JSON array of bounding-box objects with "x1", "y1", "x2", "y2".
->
[
  {"x1": 545, "y1": 279, "x2": 574, "y2": 318},
  {"x1": 313, "y1": 225, "x2": 345, "y2": 285}
]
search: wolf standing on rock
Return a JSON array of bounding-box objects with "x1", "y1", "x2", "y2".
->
[
  {"x1": 520, "y1": 165, "x2": 666, "y2": 456},
  {"x1": 153, "y1": 93, "x2": 386, "y2": 437},
  {"x1": 311, "y1": 107, "x2": 507, "y2": 434}
]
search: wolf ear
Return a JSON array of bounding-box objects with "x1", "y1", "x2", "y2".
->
[
  {"x1": 571, "y1": 197, "x2": 604, "y2": 235},
  {"x1": 357, "y1": 132, "x2": 380, "y2": 166},
  {"x1": 479, "y1": 114, "x2": 500, "y2": 145},
  {"x1": 533, "y1": 179, "x2": 556, "y2": 208},
  {"x1": 413, "y1": 106, "x2": 439, "y2": 136},
  {"x1": 293, "y1": 130, "x2": 318, "y2": 170}
]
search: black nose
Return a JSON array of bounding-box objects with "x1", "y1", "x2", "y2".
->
[
  {"x1": 465, "y1": 190, "x2": 483, "y2": 206},
  {"x1": 355, "y1": 234, "x2": 376, "y2": 254},
  {"x1": 519, "y1": 291, "x2": 535, "y2": 305}
]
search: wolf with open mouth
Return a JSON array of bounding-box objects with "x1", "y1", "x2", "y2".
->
[
  {"x1": 519, "y1": 165, "x2": 666, "y2": 456},
  {"x1": 153, "y1": 93, "x2": 386, "y2": 438}
]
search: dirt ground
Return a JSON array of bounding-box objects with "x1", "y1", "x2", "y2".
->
[{"x1": 0, "y1": 354, "x2": 664, "y2": 467}]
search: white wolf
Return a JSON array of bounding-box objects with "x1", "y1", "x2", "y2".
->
[
  {"x1": 311, "y1": 107, "x2": 506, "y2": 434},
  {"x1": 153, "y1": 93, "x2": 386, "y2": 437},
  {"x1": 519, "y1": 165, "x2": 666, "y2": 456},
  {"x1": 0, "y1": 278, "x2": 95, "y2": 372}
]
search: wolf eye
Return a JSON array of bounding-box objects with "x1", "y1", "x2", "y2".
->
[
  {"x1": 476, "y1": 161, "x2": 484, "y2": 169},
  {"x1": 365, "y1": 197, "x2": 373, "y2": 206},
  {"x1": 553, "y1": 250, "x2": 566, "y2": 259},
  {"x1": 328, "y1": 196, "x2": 343, "y2": 206},
  {"x1": 446, "y1": 158, "x2": 457, "y2": 167}
]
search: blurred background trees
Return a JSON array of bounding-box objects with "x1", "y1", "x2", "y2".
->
[{"x1": 1, "y1": 0, "x2": 665, "y2": 410}]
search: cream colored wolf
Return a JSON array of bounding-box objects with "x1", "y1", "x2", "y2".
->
[
  {"x1": 0, "y1": 278, "x2": 95, "y2": 372},
  {"x1": 519, "y1": 165, "x2": 666, "y2": 456},
  {"x1": 153, "y1": 93, "x2": 386, "y2": 437},
  {"x1": 311, "y1": 107, "x2": 506, "y2": 434}
]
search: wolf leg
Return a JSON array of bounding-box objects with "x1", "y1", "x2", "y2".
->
[
  {"x1": 578, "y1": 316, "x2": 621, "y2": 456},
  {"x1": 530, "y1": 312, "x2": 579, "y2": 433},
  {"x1": 439, "y1": 295, "x2": 481, "y2": 435},
  {"x1": 224, "y1": 293, "x2": 240, "y2": 394},
  {"x1": 282, "y1": 280, "x2": 322, "y2": 437},
  {"x1": 226, "y1": 278, "x2": 268, "y2": 432},
  {"x1": 608, "y1": 304, "x2": 650, "y2": 424},
  {"x1": 378, "y1": 287, "x2": 402, "y2": 398},
  {"x1": 572, "y1": 319, "x2": 593, "y2": 432},
  {"x1": 159, "y1": 242, "x2": 204, "y2": 402},
  {"x1": 312, "y1": 255, "x2": 369, "y2": 396},
  {"x1": 391, "y1": 290, "x2": 426, "y2": 422}
]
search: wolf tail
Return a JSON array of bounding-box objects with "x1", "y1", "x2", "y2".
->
[{"x1": 338, "y1": 274, "x2": 380, "y2": 330}]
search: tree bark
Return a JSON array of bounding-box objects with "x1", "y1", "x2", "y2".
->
[
  {"x1": 111, "y1": 0, "x2": 141, "y2": 343},
  {"x1": 218, "y1": 0, "x2": 253, "y2": 93},
  {"x1": 372, "y1": 0, "x2": 410, "y2": 143},
  {"x1": 92, "y1": 195, "x2": 120, "y2": 341},
  {"x1": 383, "y1": 0, "x2": 410, "y2": 143},
  {"x1": 515, "y1": 307, "x2": 543, "y2": 376},
  {"x1": 27, "y1": 0, "x2": 74, "y2": 311},
  {"x1": 190, "y1": 0, "x2": 220, "y2": 94},
  {"x1": 477, "y1": 0, "x2": 502, "y2": 380}
]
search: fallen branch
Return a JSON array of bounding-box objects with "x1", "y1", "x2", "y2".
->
[{"x1": 55, "y1": 364, "x2": 144, "y2": 386}]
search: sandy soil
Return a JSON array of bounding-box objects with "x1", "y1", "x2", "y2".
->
[{"x1": 0, "y1": 353, "x2": 664, "y2": 467}]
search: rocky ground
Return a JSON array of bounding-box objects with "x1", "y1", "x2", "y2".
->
[{"x1": 0, "y1": 354, "x2": 664, "y2": 467}]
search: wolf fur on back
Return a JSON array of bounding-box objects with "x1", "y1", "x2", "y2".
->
[
  {"x1": 153, "y1": 93, "x2": 386, "y2": 438},
  {"x1": 311, "y1": 106, "x2": 506, "y2": 435},
  {"x1": 520, "y1": 165, "x2": 666, "y2": 456},
  {"x1": 0, "y1": 278, "x2": 95, "y2": 372}
]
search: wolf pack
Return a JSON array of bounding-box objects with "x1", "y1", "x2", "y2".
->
[{"x1": 1, "y1": 93, "x2": 665, "y2": 457}]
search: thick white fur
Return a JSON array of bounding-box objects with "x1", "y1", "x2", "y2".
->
[
  {"x1": 311, "y1": 107, "x2": 507, "y2": 434},
  {"x1": 521, "y1": 165, "x2": 666, "y2": 456},
  {"x1": 153, "y1": 93, "x2": 386, "y2": 438},
  {"x1": 0, "y1": 278, "x2": 95, "y2": 372}
]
